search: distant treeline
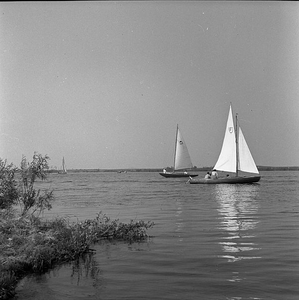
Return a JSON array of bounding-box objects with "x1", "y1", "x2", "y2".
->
[
  {"x1": 47, "y1": 166, "x2": 299, "y2": 173},
  {"x1": 257, "y1": 166, "x2": 299, "y2": 171}
]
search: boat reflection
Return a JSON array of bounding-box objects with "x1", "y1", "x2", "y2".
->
[
  {"x1": 215, "y1": 184, "x2": 261, "y2": 263},
  {"x1": 175, "y1": 198, "x2": 184, "y2": 242}
]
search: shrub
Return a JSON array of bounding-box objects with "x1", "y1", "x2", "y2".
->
[
  {"x1": 0, "y1": 160, "x2": 18, "y2": 209},
  {"x1": 0, "y1": 153, "x2": 54, "y2": 216},
  {"x1": 0, "y1": 271, "x2": 18, "y2": 299},
  {"x1": 18, "y1": 153, "x2": 54, "y2": 216}
]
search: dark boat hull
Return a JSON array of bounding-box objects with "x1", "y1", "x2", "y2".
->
[
  {"x1": 159, "y1": 172, "x2": 198, "y2": 178},
  {"x1": 188, "y1": 175, "x2": 261, "y2": 184}
]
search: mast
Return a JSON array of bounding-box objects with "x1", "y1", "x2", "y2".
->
[
  {"x1": 235, "y1": 113, "x2": 239, "y2": 177},
  {"x1": 173, "y1": 124, "x2": 178, "y2": 171}
]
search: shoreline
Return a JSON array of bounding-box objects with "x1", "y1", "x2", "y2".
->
[
  {"x1": 46, "y1": 166, "x2": 299, "y2": 173},
  {"x1": 0, "y1": 211, "x2": 154, "y2": 299}
]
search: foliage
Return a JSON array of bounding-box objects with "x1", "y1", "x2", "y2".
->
[
  {"x1": 0, "y1": 154, "x2": 155, "y2": 299},
  {"x1": 18, "y1": 153, "x2": 54, "y2": 216},
  {"x1": 0, "y1": 153, "x2": 54, "y2": 217},
  {"x1": 0, "y1": 160, "x2": 18, "y2": 209},
  {"x1": 81, "y1": 212, "x2": 155, "y2": 242},
  {"x1": 0, "y1": 271, "x2": 19, "y2": 300},
  {"x1": 0, "y1": 210, "x2": 154, "y2": 299}
]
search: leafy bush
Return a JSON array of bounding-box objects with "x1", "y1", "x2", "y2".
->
[
  {"x1": 0, "y1": 160, "x2": 18, "y2": 209},
  {"x1": 0, "y1": 270, "x2": 18, "y2": 299},
  {"x1": 18, "y1": 153, "x2": 54, "y2": 216},
  {"x1": 0, "y1": 153, "x2": 54, "y2": 216}
]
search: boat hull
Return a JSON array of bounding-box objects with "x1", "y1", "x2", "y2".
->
[
  {"x1": 159, "y1": 172, "x2": 198, "y2": 178},
  {"x1": 188, "y1": 175, "x2": 261, "y2": 184}
]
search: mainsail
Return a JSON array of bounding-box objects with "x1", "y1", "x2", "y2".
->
[
  {"x1": 214, "y1": 105, "x2": 236, "y2": 173},
  {"x1": 174, "y1": 126, "x2": 193, "y2": 171},
  {"x1": 214, "y1": 105, "x2": 259, "y2": 175}
]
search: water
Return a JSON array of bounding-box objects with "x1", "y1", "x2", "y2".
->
[{"x1": 14, "y1": 171, "x2": 299, "y2": 300}]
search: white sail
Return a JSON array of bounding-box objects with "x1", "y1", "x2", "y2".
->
[
  {"x1": 214, "y1": 105, "x2": 237, "y2": 173},
  {"x1": 238, "y1": 127, "x2": 259, "y2": 174},
  {"x1": 214, "y1": 104, "x2": 259, "y2": 175},
  {"x1": 174, "y1": 127, "x2": 193, "y2": 171},
  {"x1": 59, "y1": 157, "x2": 67, "y2": 174},
  {"x1": 62, "y1": 157, "x2": 66, "y2": 172}
]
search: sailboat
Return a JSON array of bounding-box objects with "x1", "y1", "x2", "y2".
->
[
  {"x1": 159, "y1": 125, "x2": 198, "y2": 178},
  {"x1": 189, "y1": 104, "x2": 261, "y2": 184},
  {"x1": 58, "y1": 157, "x2": 67, "y2": 174}
]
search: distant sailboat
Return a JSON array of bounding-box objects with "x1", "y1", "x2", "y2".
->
[
  {"x1": 58, "y1": 157, "x2": 67, "y2": 174},
  {"x1": 159, "y1": 125, "x2": 198, "y2": 178},
  {"x1": 189, "y1": 104, "x2": 261, "y2": 184}
]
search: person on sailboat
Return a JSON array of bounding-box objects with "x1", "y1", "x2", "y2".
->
[
  {"x1": 205, "y1": 172, "x2": 211, "y2": 179},
  {"x1": 211, "y1": 169, "x2": 218, "y2": 179}
]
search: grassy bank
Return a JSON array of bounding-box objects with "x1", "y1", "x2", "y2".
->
[
  {"x1": 0, "y1": 154, "x2": 154, "y2": 299},
  {"x1": 0, "y1": 209, "x2": 154, "y2": 299}
]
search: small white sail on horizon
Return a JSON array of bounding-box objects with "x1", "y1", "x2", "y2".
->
[
  {"x1": 214, "y1": 105, "x2": 259, "y2": 175},
  {"x1": 59, "y1": 157, "x2": 67, "y2": 174}
]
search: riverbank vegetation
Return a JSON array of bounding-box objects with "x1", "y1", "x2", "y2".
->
[{"x1": 0, "y1": 153, "x2": 154, "y2": 299}]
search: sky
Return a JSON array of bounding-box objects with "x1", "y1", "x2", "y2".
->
[{"x1": 0, "y1": 1, "x2": 299, "y2": 169}]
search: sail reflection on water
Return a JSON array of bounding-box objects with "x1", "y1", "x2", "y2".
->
[
  {"x1": 175, "y1": 199, "x2": 184, "y2": 242},
  {"x1": 215, "y1": 184, "x2": 261, "y2": 263}
]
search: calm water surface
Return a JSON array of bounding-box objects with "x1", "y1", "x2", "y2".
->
[{"x1": 15, "y1": 171, "x2": 299, "y2": 300}]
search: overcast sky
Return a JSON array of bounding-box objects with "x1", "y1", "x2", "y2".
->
[{"x1": 1, "y1": 1, "x2": 299, "y2": 169}]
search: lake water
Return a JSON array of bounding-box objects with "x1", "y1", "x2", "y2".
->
[{"x1": 14, "y1": 171, "x2": 299, "y2": 300}]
